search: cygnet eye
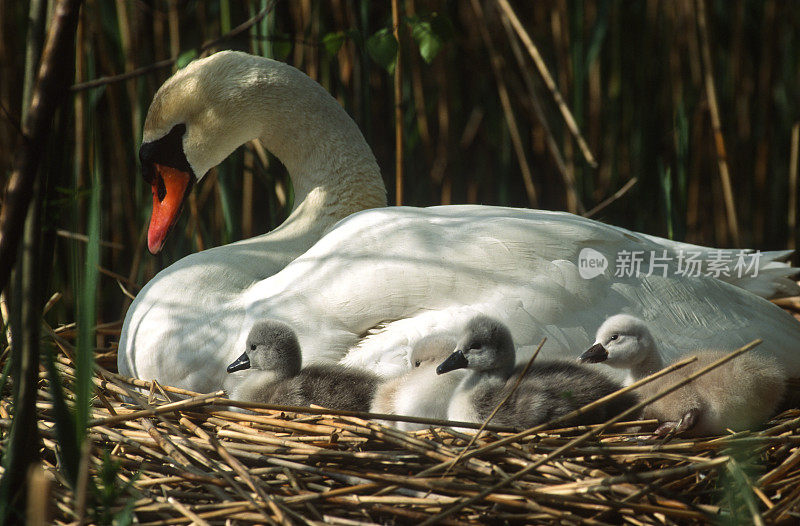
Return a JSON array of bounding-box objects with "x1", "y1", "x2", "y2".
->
[
  {"x1": 609, "y1": 334, "x2": 619, "y2": 341},
  {"x1": 250, "y1": 344, "x2": 256, "y2": 350},
  {"x1": 414, "y1": 360, "x2": 421, "y2": 367}
]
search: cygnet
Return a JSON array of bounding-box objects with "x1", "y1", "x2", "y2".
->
[
  {"x1": 370, "y1": 334, "x2": 465, "y2": 431},
  {"x1": 225, "y1": 320, "x2": 379, "y2": 412},
  {"x1": 580, "y1": 313, "x2": 786, "y2": 436},
  {"x1": 437, "y1": 315, "x2": 635, "y2": 430}
]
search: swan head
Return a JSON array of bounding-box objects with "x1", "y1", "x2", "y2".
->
[
  {"x1": 409, "y1": 335, "x2": 457, "y2": 368},
  {"x1": 227, "y1": 319, "x2": 302, "y2": 378},
  {"x1": 436, "y1": 315, "x2": 515, "y2": 377},
  {"x1": 580, "y1": 314, "x2": 657, "y2": 369},
  {"x1": 140, "y1": 51, "x2": 287, "y2": 253},
  {"x1": 140, "y1": 50, "x2": 385, "y2": 253}
]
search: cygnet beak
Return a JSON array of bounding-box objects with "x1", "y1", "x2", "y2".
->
[
  {"x1": 436, "y1": 349, "x2": 469, "y2": 375},
  {"x1": 226, "y1": 352, "x2": 251, "y2": 373},
  {"x1": 578, "y1": 343, "x2": 609, "y2": 363}
]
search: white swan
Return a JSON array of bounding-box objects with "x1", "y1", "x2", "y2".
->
[
  {"x1": 580, "y1": 314, "x2": 786, "y2": 436},
  {"x1": 119, "y1": 52, "x2": 800, "y2": 394},
  {"x1": 117, "y1": 51, "x2": 385, "y2": 390}
]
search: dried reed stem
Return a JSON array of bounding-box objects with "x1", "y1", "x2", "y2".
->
[
  {"x1": 583, "y1": 177, "x2": 639, "y2": 218},
  {"x1": 11, "y1": 311, "x2": 798, "y2": 526},
  {"x1": 471, "y1": 0, "x2": 538, "y2": 206},
  {"x1": 180, "y1": 417, "x2": 290, "y2": 525},
  {"x1": 88, "y1": 391, "x2": 224, "y2": 427},
  {"x1": 695, "y1": 0, "x2": 740, "y2": 245},
  {"x1": 166, "y1": 497, "x2": 211, "y2": 526},
  {"x1": 220, "y1": 398, "x2": 517, "y2": 432},
  {"x1": 498, "y1": 10, "x2": 582, "y2": 214},
  {"x1": 788, "y1": 122, "x2": 799, "y2": 249},
  {"x1": 495, "y1": 0, "x2": 597, "y2": 169},
  {"x1": 392, "y1": 0, "x2": 403, "y2": 206}
]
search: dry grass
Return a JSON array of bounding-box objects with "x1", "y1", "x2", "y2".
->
[{"x1": 4, "y1": 327, "x2": 800, "y2": 525}]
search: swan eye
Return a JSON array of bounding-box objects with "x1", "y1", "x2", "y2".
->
[
  {"x1": 250, "y1": 344, "x2": 256, "y2": 350},
  {"x1": 414, "y1": 360, "x2": 421, "y2": 367},
  {"x1": 609, "y1": 334, "x2": 619, "y2": 341}
]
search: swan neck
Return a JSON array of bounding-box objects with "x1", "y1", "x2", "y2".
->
[{"x1": 253, "y1": 68, "x2": 386, "y2": 216}]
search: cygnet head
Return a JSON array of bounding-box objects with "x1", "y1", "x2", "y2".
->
[
  {"x1": 579, "y1": 314, "x2": 657, "y2": 369},
  {"x1": 409, "y1": 335, "x2": 457, "y2": 368},
  {"x1": 436, "y1": 315, "x2": 515, "y2": 377},
  {"x1": 227, "y1": 319, "x2": 302, "y2": 378}
]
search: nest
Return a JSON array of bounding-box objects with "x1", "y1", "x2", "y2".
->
[{"x1": 4, "y1": 325, "x2": 800, "y2": 525}]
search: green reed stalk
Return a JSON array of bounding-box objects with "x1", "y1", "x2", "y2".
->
[{"x1": 75, "y1": 136, "x2": 100, "y2": 444}]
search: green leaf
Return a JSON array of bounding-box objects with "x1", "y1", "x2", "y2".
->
[
  {"x1": 271, "y1": 37, "x2": 292, "y2": 61},
  {"x1": 43, "y1": 343, "x2": 79, "y2": 487},
  {"x1": 366, "y1": 28, "x2": 398, "y2": 73},
  {"x1": 75, "y1": 139, "x2": 101, "y2": 447},
  {"x1": 322, "y1": 31, "x2": 346, "y2": 56},
  {"x1": 408, "y1": 13, "x2": 453, "y2": 63},
  {"x1": 345, "y1": 28, "x2": 363, "y2": 47},
  {"x1": 176, "y1": 49, "x2": 198, "y2": 69}
]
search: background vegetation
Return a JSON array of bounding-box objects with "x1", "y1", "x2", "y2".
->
[
  {"x1": 0, "y1": 0, "x2": 799, "y2": 521},
  {"x1": 1, "y1": 0, "x2": 799, "y2": 329}
]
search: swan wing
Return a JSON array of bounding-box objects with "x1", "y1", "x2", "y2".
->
[{"x1": 240, "y1": 206, "x2": 800, "y2": 380}]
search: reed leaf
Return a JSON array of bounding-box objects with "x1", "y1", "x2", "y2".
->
[
  {"x1": 42, "y1": 340, "x2": 79, "y2": 486},
  {"x1": 75, "y1": 135, "x2": 101, "y2": 444}
]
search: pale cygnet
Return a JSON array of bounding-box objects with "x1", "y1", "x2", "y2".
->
[
  {"x1": 370, "y1": 334, "x2": 465, "y2": 431},
  {"x1": 580, "y1": 313, "x2": 786, "y2": 436},
  {"x1": 437, "y1": 315, "x2": 635, "y2": 430},
  {"x1": 225, "y1": 320, "x2": 379, "y2": 412}
]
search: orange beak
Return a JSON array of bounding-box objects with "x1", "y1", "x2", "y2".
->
[{"x1": 147, "y1": 163, "x2": 192, "y2": 254}]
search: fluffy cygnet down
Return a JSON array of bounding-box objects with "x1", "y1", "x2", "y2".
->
[
  {"x1": 370, "y1": 335, "x2": 465, "y2": 431},
  {"x1": 580, "y1": 313, "x2": 787, "y2": 437},
  {"x1": 436, "y1": 315, "x2": 635, "y2": 431},
  {"x1": 225, "y1": 320, "x2": 379, "y2": 412}
]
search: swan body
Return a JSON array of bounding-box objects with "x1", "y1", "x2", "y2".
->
[
  {"x1": 225, "y1": 320, "x2": 379, "y2": 411},
  {"x1": 228, "y1": 205, "x2": 800, "y2": 386},
  {"x1": 370, "y1": 335, "x2": 465, "y2": 431},
  {"x1": 130, "y1": 200, "x2": 800, "y2": 392},
  {"x1": 437, "y1": 316, "x2": 635, "y2": 430},
  {"x1": 119, "y1": 52, "x2": 800, "y2": 394},
  {"x1": 118, "y1": 51, "x2": 385, "y2": 391},
  {"x1": 580, "y1": 314, "x2": 786, "y2": 436}
]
